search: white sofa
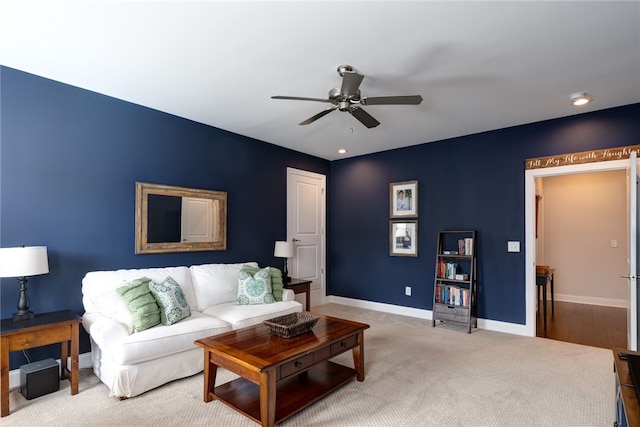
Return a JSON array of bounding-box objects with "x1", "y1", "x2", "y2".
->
[{"x1": 81, "y1": 262, "x2": 302, "y2": 398}]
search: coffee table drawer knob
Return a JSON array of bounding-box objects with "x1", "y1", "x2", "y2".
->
[
  {"x1": 280, "y1": 354, "x2": 314, "y2": 379},
  {"x1": 330, "y1": 334, "x2": 357, "y2": 355}
]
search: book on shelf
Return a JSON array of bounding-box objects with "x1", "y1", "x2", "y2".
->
[
  {"x1": 457, "y1": 238, "x2": 474, "y2": 256},
  {"x1": 434, "y1": 284, "x2": 469, "y2": 307},
  {"x1": 437, "y1": 261, "x2": 459, "y2": 279}
]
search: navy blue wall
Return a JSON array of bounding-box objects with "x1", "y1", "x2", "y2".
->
[
  {"x1": 0, "y1": 67, "x2": 329, "y2": 368},
  {"x1": 328, "y1": 103, "x2": 640, "y2": 324},
  {"x1": 3, "y1": 65, "x2": 640, "y2": 370}
]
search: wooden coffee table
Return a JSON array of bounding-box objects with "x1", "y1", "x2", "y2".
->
[{"x1": 194, "y1": 313, "x2": 370, "y2": 427}]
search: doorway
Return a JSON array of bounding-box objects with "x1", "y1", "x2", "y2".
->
[
  {"x1": 525, "y1": 158, "x2": 630, "y2": 337},
  {"x1": 286, "y1": 167, "x2": 326, "y2": 308},
  {"x1": 535, "y1": 170, "x2": 627, "y2": 348}
]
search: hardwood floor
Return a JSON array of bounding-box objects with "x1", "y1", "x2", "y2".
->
[{"x1": 536, "y1": 300, "x2": 627, "y2": 349}]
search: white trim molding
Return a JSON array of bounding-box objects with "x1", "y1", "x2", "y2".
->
[{"x1": 326, "y1": 295, "x2": 529, "y2": 337}]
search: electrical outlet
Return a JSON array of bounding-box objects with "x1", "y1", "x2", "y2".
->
[
  {"x1": 507, "y1": 241, "x2": 520, "y2": 252},
  {"x1": 405, "y1": 286, "x2": 412, "y2": 296}
]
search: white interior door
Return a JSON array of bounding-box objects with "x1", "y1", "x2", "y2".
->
[
  {"x1": 626, "y1": 150, "x2": 639, "y2": 350},
  {"x1": 287, "y1": 167, "x2": 326, "y2": 307}
]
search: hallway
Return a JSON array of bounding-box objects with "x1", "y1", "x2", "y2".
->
[{"x1": 536, "y1": 301, "x2": 626, "y2": 349}]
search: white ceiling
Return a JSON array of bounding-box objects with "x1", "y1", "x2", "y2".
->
[{"x1": 1, "y1": 1, "x2": 639, "y2": 161}]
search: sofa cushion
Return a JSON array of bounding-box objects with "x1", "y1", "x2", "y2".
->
[
  {"x1": 190, "y1": 262, "x2": 259, "y2": 311},
  {"x1": 150, "y1": 276, "x2": 191, "y2": 325},
  {"x1": 87, "y1": 311, "x2": 231, "y2": 365},
  {"x1": 237, "y1": 267, "x2": 275, "y2": 305},
  {"x1": 203, "y1": 300, "x2": 302, "y2": 330},
  {"x1": 117, "y1": 278, "x2": 161, "y2": 333},
  {"x1": 91, "y1": 288, "x2": 136, "y2": 334},
  {"x1": 82, "y1": 266, "x2": 196, "y2": 316},
  {"x1": 240, "y1": 265, "x2": 284, "y2": 301}
]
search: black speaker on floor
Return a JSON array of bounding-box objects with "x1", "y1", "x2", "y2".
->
[{"x1": 20, "y1": 358, "x2": 59, "y2": 400}]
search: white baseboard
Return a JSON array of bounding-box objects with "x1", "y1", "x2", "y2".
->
[
  {"x1": 326, "y1": 295, "x2": 432, "y2": 320},
  {"x1": 552, "y1": 293, "x2": 628, "y2": 308},
  {"x1": 9, "y1": 352, "x2": 93, "y2": 391},
  {"x1": 325, "y1": 295, "x2": 529, "y2": 336}
]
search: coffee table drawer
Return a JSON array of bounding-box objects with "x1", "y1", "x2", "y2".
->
[
  {"x1": 314, "y1": 345, "x2": 331, "y2": 362},
  {"x1": 280, "y1": 353, "x2": 314, "y2": 379},
  {"x1": 330, "y1": 334, "x2": 357, "y2": 356}
]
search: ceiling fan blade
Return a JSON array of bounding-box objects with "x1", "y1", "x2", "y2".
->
[
  {"x1": 272, "y1": 95, "x2": 332, "y2": 104},
  {"x1": 340, "y1": 72, "x2": 364, "y2": 97},
  {"x1": 360, "y1": 95, "x2": 423, "y2": 106},
  {"x1": 299, "y1": 107, "x2": 337, "y2": 125},
  {"x1": 349, "y1": 107, "x2": 380, "y2": 128}
]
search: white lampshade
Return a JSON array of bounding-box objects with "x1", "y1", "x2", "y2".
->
[
  {"x1": 274, "y1": 241, "x2": 295, "y2": 258},
  {"x1": 0, "y1": 246, "x2": 49, "y2": 278}
]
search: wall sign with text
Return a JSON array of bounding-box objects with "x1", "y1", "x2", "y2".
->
[{"x1": 526, "y1": 145, "x2": 640, "y2": 170}]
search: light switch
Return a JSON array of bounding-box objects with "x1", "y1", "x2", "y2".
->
[
  {"x1": 611, "y1": 239, "x2": 618, "y2": 248},
  {"x1": 507, "y1": 241, "x2": 520, "y2": 252}
]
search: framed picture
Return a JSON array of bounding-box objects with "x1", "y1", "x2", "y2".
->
[
  {"x1": 390, "y1": 180, "x2": 418, "y2": 217},
  {"x1": 390, "y1": 220, "x2": 418, "y2": 257}
]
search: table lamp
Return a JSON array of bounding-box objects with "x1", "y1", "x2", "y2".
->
[
  {"x1": 0, "y1": 246, "x2": 49, "y2": 321},
  {"x1": 274, "y1": 240, "x2": 295, "y2": 283}
]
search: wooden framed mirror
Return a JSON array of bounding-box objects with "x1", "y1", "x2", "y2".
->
[{"x1": 135, "y1": 182, "x2": 227, "y2": 254}]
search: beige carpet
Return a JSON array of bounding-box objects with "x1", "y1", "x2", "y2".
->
[{"x1": 1, "y1": 303, "x2": 615, "y2": 426}]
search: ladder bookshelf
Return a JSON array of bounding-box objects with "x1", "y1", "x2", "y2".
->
[{"x1": 432, "y1": 230, "x2": 477, "y2": 333}]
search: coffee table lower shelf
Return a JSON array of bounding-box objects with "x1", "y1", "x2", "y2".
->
[{"x1": 212, "y1": 360, "x2": 357, "y2": 425}]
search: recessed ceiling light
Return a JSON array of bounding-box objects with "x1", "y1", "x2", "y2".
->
[
  {"x1": 569, "y1": 92, "x2": 593, "y2": 106},
  {"x1": 338, "y1": 148, "x2": 347, "y2": 154}
]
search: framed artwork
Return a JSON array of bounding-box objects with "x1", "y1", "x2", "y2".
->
[
  {"x1": 390, "y1": 180, "x2": 418, "y2": 218},
  {"x1": 390, "y1": 220, "x2": 418, "y2": 257}
]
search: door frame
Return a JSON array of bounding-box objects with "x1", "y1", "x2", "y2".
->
[{"x1": 525, "y1": 158, "x2": 629, "y2": 336}]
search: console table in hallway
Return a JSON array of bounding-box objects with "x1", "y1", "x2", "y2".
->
[{"x1": 536, "y1": 266, "x2": 555, "y2": 331}]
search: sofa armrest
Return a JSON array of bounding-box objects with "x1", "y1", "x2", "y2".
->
[
  {"x1": 282, "y1": 288, "x2": 295, "y2": 302},
  {"x1": 82, "y1": 312, "x2": 130, "y2": 346}
]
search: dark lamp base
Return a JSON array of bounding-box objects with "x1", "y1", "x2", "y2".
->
[{"x1": 13, "y1": 311, "x2": 35, "y2": 322}]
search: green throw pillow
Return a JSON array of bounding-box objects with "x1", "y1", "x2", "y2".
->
[
  {"x1": 117, "y1": 277, "x2": 161, "y2": 332},
  {"x1": 237, "y1": 266, "x2": 275, "y2": 305},
  {"x1": 240, "y1": 265, "x2": 284, "y2": 301},
  {"x1": 268, "y1": 267, "x2": 284, "y2": 301},
  {"x1": 149, "y1": 276, "x2": 191, "y2": 325}
]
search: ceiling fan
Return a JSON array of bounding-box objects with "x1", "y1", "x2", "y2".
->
[{"x1": 271, "y1": 65, "x2": 423, "y2": 128}]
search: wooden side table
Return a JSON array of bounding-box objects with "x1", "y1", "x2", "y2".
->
[
  {"x1": 284, "y1": 279, "x2": 312, "y2": 310},
  {"x1": 1, "y1": 310, "x2": 81, "y2": 417}
]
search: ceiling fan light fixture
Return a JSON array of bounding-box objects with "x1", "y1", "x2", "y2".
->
[
  {"x1": 570, "y1": 92, "x2": 593, "y2": 106},
  {"x1": 272, "y1": 64, "x2": 423, "y2": 128}
]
